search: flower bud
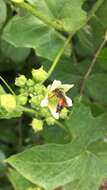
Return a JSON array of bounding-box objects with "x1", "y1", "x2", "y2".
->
[
  {"x1": 0, "y1": 94, "x2": 16, "y2": 112},
  {"x1": 15, "y1": 75, "x2": 27, "y2": 87},
  {"x1": 30, "y1": 95, "x2": 44, "y2": 107},
  {"x1": 17, "y1": 94, "x2": 28, "y2": 105},
  {"x1": 11, "y1": 0, "x2": 24, "y2": 3},
  {"x1": 27, "y1": 187, "x2": 43, "y2": 190},
  {"x1": 32, "y1": 67, "x2": 48, "y2": 82},
  {"x1": 40, "y1": 107, "x2": 50, "y2": 118},
  {"x1": 34, "y1": 84, "x2": 47, "y2": 95},
  {"x1": 46, "y1": 116, "x2": 55, "y2": 125},
  {"x1": 26, "y1": 79, "x2": 35, "y2": 87},
  {"x1": 60, "y1": 107, "x2": 68, "y2": 119},
  {"x1": 31, "y1": 118, "x2": 43, "y2": 132}
]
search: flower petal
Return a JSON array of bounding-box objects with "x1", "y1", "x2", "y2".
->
[
  {"x1": 50, "y1": 80, "x2": 62, "y2": 91},
  {"x1": 48, "y1": 105, "x2": 59, "y2": 119},
  {"x1": 40, "y1": 96, "x2": 48, "y2": 107},
  {"x1": 61, "y1": 84, "x2": 74, "y2": 92},
  {"x1": 65, "y1": 96, "x2": 73, "y2": 107}
]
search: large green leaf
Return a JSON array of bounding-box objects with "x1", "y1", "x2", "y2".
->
[
  {"x1": 6, "y1": 101, "x2": 107, "y2": 190},
  {"x1": 0, "y1": 0, "x2": 7, "y2": 29},
  {"x1": 8, "y1": 168, "x2": 35, "y2": 190},
  {"x1": 1, "y1": 40, "x2": 30, "y2": 63},
  {"x1": 28, "y1": 0, "x2": 87, "y2": 32},
  {"x1": 75, "y1": 0, "x2": 107, "y2": 58},
  {"x1": 88, "y1": 0, "x2": 107, "y2": 50},
  {"x1": 2, "y1": 14, "x2": 69, "y2": 61},
  {"x1": 75, "y1": 26, "x2": 95, "y2": 57},
  {"x1": 2, "y1": 0, "x2": 87, "y2": 60},
  {"x1": 96, "y1": 0, "x2": 107, "y2": 28},
  {"x1": 85, "y1": 74, "x2": 107, "y2": 104}
]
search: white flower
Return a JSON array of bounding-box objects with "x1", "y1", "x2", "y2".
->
[{"x1": 40, "y1": 80, "x2": 74, "y2": 119}]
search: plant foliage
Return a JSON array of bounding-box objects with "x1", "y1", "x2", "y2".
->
[{"x1": 0, "y1": 0, "x2": 107, "y2": 190}]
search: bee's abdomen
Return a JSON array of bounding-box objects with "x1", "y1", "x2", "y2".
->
[{"x1": 56, "y1": 99, "x2": 65, "y2": 112}]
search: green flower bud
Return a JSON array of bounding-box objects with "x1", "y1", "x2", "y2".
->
[
  {"x1": 19, "y1": 88, "x2": 24, "y2": 93},
  {"x1": 0, "y1": 94, "x2": 16, "y2": 112},
  {"x1": 27, "y1": 188, "x2": 34, "y2": 190},
  {"x1": 34, "y1": 84, "x2": 47, "y2": 95},
  {"x1": 17, "y1": 94, "x2": 28, "y2": 105},
  {"x1": 15, "y1": 75, "x2": 27, "y2": 87},
  {"x1": 28, "y1": 87, "x2": 35, "y2": 94},
  {"x1": 31, "y1": 118, "x2": 43, "y2": 132},
  {"x1": 60, "y1": 107, "x2": 68, "y2": 119},
  {"x1": 30, "y1": 95, "x2": 44, "y2": 107},
  {"x1": 46, "y1": 116, "x2": 55, "y2": 126},
  {"x1": 32, "y1": 67, "x2": 48, "y2": 82},
  {"x1": 26, "y1": 79, "x2": 35, "y2": 87},
  {"x1": 11, "y1": 0, "x2": 24, "y2": 3},
  {"x1": 40, "y1": 107, "x2": 50, "y2": 118},
  {"x1": 27, "y1": 187, "x2": 42, "y2": 190}
]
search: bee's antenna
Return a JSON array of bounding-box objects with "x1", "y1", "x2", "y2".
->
[{"x1": 0, "y1": 76, "x2": 15, "y2": 96}]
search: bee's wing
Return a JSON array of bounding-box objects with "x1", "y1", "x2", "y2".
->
[{"x1": 65, "y1": 96, "x2": 72, "y2": 107}]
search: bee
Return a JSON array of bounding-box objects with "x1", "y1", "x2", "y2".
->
[
  {"x1": 99, "y1": 180, "x2": 107, "y2": 190},
  {"x1": 52, "y1": 88, "x2": 68, "y2": 113}
]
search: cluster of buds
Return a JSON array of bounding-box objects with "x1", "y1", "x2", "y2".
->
[{"x1": 0, "y1": 67, "x2": 74, "y2": 132}]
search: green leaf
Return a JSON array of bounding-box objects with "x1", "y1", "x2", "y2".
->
[
  {"x1": 43, "y1": 57, "x2": 82, "y2": 82},
  {"x1": 89, "y1": 0, "x2": 107, "y2": 50},
  {"x1": 6, "y1": 101, "x2": 107, "y2": 190},
  {"x1": 0, "y1": 0, "x2": 7, "y2": 29},
  {"x1": 1, "y1": 40, "x2": 30, "y2": 63},
  {"x1": 8, "y1": 168, "x2": 35, "y2": 190},
  {"x1": 85, "y1": 74, "x2": 107, "y2": 104},
  {"x1": 75, "y1": 0, "x2": 107, "y2": 58},
  {"x1": 0, "y1": 119, "x2": 18, "y2": 145},
  {"x1": 75, "y1": 26, "x2": 95, "y2": 56},
  {"x1": 96, "y1": 0, "x2": 107, "y2": 28},
  {"x1": 2, "y1": 15, "x2": 69, "y2": 61},
  {"x1": 28, "y1": 0, "x2": 87, "y2": 32},
  {"x1": 41, "y1": 125, "x2": 70, "y2": 144}
]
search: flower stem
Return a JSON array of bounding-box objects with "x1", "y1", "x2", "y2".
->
[
  {"x1": 46, "y1": 33, "x2": 73, "y2": 80},
  {"x1": 80, "y1": 37, "x2": 107, "y2": 95},
  {"x1": 0, "y1": 76, "x2": 15, "y2": 96},
  {"x1": 87, "y1": 0, "x2": 105, "y2": 21},
  {"x1": 17, "y1": 1, "x2": 64, "y2": 32}
]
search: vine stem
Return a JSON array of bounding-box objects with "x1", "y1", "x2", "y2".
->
[
  {"x1": 87, "y1": 0, "x2": 105, "y2": 21},
  {"x1": 14, "y1": 0, "x2": 104, "y2": 34},
  {"x1": 55, "y1": 120, "x2": 72, "y2": 140},
  {"x1": 80, "y1": 37, "x2": 107, "y2": 95},
  {"x1": 55, "y1": 120, "x2": 67, "y2": 131},
  {"x1": 17, "y1": 1, "x2": 64, "y2": 32},
  {"x1": 0, "y1": 76, "x2": 15, "y2": 96},
  {"x1": 46, "y1": 33, "x2": 73, "y2": 80}
]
